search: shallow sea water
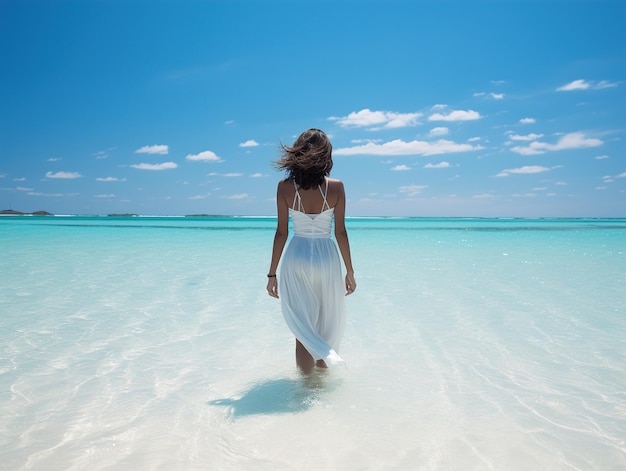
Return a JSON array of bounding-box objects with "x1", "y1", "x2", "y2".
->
[{"x1": 1, "y1": 216, "x2": 625, "y2": 470}]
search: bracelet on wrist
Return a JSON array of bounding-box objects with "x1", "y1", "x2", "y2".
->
[{"x1": 267, "y1": 274, "x2": 276, "y2": 278}]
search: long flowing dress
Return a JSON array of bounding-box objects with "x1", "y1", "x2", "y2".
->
[{"x1": 279, "y1": 180, "x2": 346, "y2": 366}]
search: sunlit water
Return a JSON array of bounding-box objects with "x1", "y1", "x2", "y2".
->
[{"x1": 1, "y1": 216, "x2": 625, "y2": 470}]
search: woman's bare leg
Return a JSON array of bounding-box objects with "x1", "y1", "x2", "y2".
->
[{"x1": 295, "y1": 339, "x2": 315, "y2": 374}]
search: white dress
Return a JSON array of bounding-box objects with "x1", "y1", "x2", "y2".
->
[{"x1": 279, "y1": 180, "x2": 346, "y2": 366}]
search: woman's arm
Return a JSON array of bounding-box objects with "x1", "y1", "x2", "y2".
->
[
  {"x1": 333, "y1": 181, "x2": 356, "y2": 295},
  {"x1": 266, "y1": 181, "x2": 289, "y2": 298}
]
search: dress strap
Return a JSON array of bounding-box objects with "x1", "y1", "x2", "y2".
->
[
  {"x1": 292, "y1": 180, "x2": 303, "y2": 211},
  {"x1": 318, "y1": 178, "x2": 330, "y2": 212}
]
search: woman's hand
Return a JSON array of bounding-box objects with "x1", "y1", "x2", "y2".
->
[
  {"x1": 266, "y1": 277, "x2": 279, "y2": 298},
  {"x1": 345, "y1": 272, "x2": 356, "y2": 296}
]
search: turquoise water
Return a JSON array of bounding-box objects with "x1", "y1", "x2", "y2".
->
[{"x1": 1, "y1": 216, "x2": 625, "y2": 470}]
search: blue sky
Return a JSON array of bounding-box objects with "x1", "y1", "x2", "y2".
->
[{"x1": 1, "y1": 0, "x2": 624, "y2": 217}]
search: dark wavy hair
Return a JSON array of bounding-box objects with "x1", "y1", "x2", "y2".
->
[{"x1": 275, "y1": 128, "x2": 333, "y2": 189}]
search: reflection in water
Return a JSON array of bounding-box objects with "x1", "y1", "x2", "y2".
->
[{"x1": 209, "y1": 370, "x2": 340, "y2": 419}]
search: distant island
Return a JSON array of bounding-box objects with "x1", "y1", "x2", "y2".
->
[
  {"x1": 185, "y1": 214, "x2": 221, "y2": 217},
  {"x1": 1, "y1": 210, "x2": 236, "y2": 217},
  {"x1": 0, "y1": 209, "x2": 53, "y2": 216}
]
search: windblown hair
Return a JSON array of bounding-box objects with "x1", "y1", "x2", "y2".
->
[{"x1": 275, "y1": 128, "x2": 333, "y2": 189}]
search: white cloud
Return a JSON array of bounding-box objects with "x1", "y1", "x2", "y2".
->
[
  {"x1": 250, "y1": 173, "x2": 266, "y2": 178},
  {"x1": 16, "y1": 186, "x2": 34, "y2": 191},
  {"x1": 47, "y1": 157, "x2": 62, "y2": 162},
  {"x1": 95, "y1": 194, "x2": 115, "y2": 198},
  {"x1": 595, "y1": 80, "x2": 620, "y2": 89},
  {"x1": 424, "y1": 162, "x2": 451, "y2": 169},
  {"x1": 96, "y1": 177, "x2": 127, "y2": 182},
  {"x1": 239, "y1": 140, "x2": 259, "y2": 147},
  {"x1": 595, "y1": 155, "x2": 609, "y2": 160},
  {"x1": 334, "y1": 139, "x2": 481, "y2": 156},
  {"x1": 45, "y1": 171, "x2": 82, "y2": 179},
  {"x1": 399, "y1": 185, "x2": 428, "y2": 196},
  {"x1": 507, "y1": 132, "x2": 544, "y2": 141},
  {"x1": 468, "y1": 137, "x2": 481, "y2": 142},
  {"x1": 130, "y1": 162, "x2": 178, "y2": 170},
  {"x1": 476, "y1": 92, "x2": 505, "y2": 99},
  {"x1": 13, "y1": 177, "x2": 26, "y2": 181},
  {"x1": 616, "y1": 172, "x2": 626, "y2": 178},
  {"x1": 473, "y1": 193, "x2": 498, "y2": 199},
  {"x1": 385, "y1": 115, "x2": 422, "y2": 128},
  {"x1": 431, "y1": 104, "x2": 447, "y2": 110},
  {"x1": 557, "y1": 79, "x2": 620, "y2": 91},
  {"x1": 330, "y1": 109, "x2": 423, "y2": 128},
  {"x1": 510, "y1": 145, "x2": 544, "y2": 156},
  {"x1": 351, "y1": 138, "x2": 383, "y2": 144},
  {"x1": 391, "y1": 165, "x2": 411, "y2": 171},
  {"x1": 429, "y1": 127, "x2": 449, "y2": 136},
  {"x1": 186, "y1": 151, "x2": 222, "y2": 162},
  {"x1": 428, "y1": 109, "x2": 480, "y2": 122},
  {"x1": 189, "y1": 193, "x2": 211, "y2": 200},
  {"x1": 209, "y1": 172, "x2": 242, "y2": 177},
  {"x1": 511, "y1": 132, "x2": 602, "y2": 155},
  {"x1": 135, "y1": 145, "x2": 169, "y2": 155},
  {"x1": 519, "y1": 117, "x2": 536, "y2": 124},
  {"x1": 27, "y1": 191, "x2": 64, "y2": 197},
  {"x1": 557, "y1": 79, "x2": 590, "y2": 91},
  {"x1": 221, "y1": 193, "x2": 248, "y2": 200},
  {"x1": 496, "y1": 165, "x2": 550, "y2": 177}
]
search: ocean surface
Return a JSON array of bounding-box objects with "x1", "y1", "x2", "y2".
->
[{"x1": 1, "y1": 216, "x2": 625, "y2": 470}]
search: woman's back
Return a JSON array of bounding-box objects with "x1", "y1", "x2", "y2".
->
[{"x1": 280, "y1": 177, "x2": 342, "y2": 214}]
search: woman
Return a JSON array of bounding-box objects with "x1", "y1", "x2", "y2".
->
[{"x1": 266, "y1": 128, "x2": 356, "y2": 373}]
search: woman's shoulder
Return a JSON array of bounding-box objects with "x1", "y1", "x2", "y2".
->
[
  {"x1": 277, "y1": 178, "x2": 293, "y2": 190},
  {"x1": 276, "y1": 179, "x2": 296, "y2": 201},
  {"x1": 326, "y1": 177, "x2": 345, "y2": 191}
]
